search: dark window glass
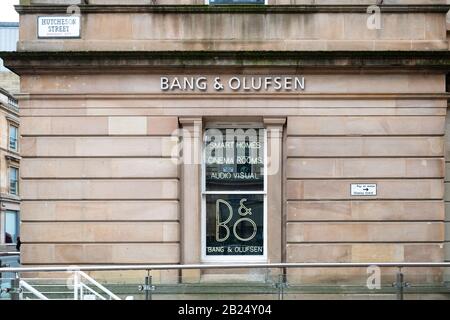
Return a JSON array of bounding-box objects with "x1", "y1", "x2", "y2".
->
[
  {"x1": 206, "y1": 194, "x2": 264, "y2": 256},
  {"x1": 5, "y1": 211, "x2": 19, "y2": 244},
  {"x1": 9, "y1": 167, "x2": 18, "y2": 195},
  {"x1": 205, "y1": 128, "x2": 264, "y2": 191},
  {"x1": 9, "y1": 125, "x2": 18, "y2": 151}
]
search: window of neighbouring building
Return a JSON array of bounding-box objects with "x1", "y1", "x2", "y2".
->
[
  {"x1": 4, "y1": 211, "x2": 19, "y2": 244},
  {"x1": 9, "y1": 124, "x2": 18, "y2": 151},
  {"x1": 9, "y1": 167, "x2": 18, "y2": 195}
]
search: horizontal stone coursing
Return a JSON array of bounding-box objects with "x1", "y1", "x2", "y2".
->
[
  {"x1": 21, "y1": 200, "x2": 179, "y2": 221},
  {"x1": 286, "y1": 222, "x2": 444, "y2": 242},
  {"x1": 21, "y1": 221, "x2": 180, "y2": 242},
  {"x1": 21, "y1": 179, "x2": 179, "y2": 200},
  {"x1": 21, "y1": 243, "x2": 180, "y2": 264}
]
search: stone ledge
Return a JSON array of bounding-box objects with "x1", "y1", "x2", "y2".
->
[
  {"x1": 0, "y1": 194, "x2": 21, "y2": 203},
  {"x1": 15, "y1": 4, "x2": 450, "y2": 14},
  {"x1": 2, "y1": 51, "x2": 450, "y2": 75},
  {"x1": 3, "y1": 50, "x2": 450, "y2": 60}
]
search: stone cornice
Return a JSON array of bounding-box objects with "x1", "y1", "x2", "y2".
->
[
  {"x1": 13, "y1": 93, "x2": 450, "y2": 100},
  {"x1": 1, "y1": 51, "x2": 450, "y2": 75},
  {"x1": 179, "y1": 117, "x2": 203, "y2": 125},
  {"x1": 0, "y1": 193, "x2": 21, "y2": 203},
  {"x1": 0, "y1": 87, "x2": 17, "y2": 101},
  {"x1": 263, "y1": 117, "x2": 287, "y2": 126},
  {"x1": 15, "y1": 4, "x2": 450, "y2": 14},
  {"x1": 0, "y1": 103, "x2": 20, "y2": 117}
]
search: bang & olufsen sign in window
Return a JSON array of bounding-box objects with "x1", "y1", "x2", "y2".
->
[{"x1": 202, "y1": 126, "x2": 267, "y2": 262}]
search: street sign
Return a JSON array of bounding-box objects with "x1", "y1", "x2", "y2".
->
[
  {"x1": 351, "y1": 183, "x2": 377, "y2": 196},
  {"x1": 38, "y1": 16, "x2": 81, "y2": 38}
]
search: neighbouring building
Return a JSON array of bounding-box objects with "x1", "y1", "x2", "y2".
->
[
  {"x1": 0, "y1": 23, "x2": 19, "y2": 95},
  {"x1": 0, "y1": 88, "x2": 20, "y2": 253},
  {"x1": 0, "y1": 22, "x2": 20, "y2": 254},
  {"x1": 1, "y1": 0, "x2": 450, "y2": 296}
]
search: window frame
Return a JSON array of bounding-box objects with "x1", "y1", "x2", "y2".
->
[
  {"x1": 8, "y1": 123, "x2": 19, "y2": 152},
  {"x1": 201, "y1": 123, "x2": 268, "y2": 263},
  {"x1": 4, "y1": 210, "x2": 20, "y2": 245},
  {"x1": 9, "y1": 166, "x2": 19, "y2": 196},
  {"x1": 205, "y1": 0, "x2": 268, "y2": 5}
]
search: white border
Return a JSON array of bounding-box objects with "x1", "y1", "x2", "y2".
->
[
  {"x1": 201, "y1": 125, "x2": 268, "y2": 263},
  {"x1": 350, "y1": 183, "x2": 377, "y2": 196},
  {"x1": 205, "y1": 0, "x2": 268, "y2": 5}
]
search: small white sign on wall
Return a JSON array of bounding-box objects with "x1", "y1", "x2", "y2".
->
[
  {"x1": 351, "y1": 183, "x2": 377, "y2": 196},
  {"x1": 38, "y1": 16, "x2": 81, "y2": 38}
]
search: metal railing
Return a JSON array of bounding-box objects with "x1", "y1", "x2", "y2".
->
[
  {"x1": 19, "y1": 280, "x2": 49, "y2": 300},
  {"x1": 0, "y1": 252, "x2": 19, "y2": 256},
  {"x1": 0, "y1": 88, "x2": 18, "y2": 112},
  {"x1": 2, "y1": 262, "x2": 450, "y2": 273},
  {"x1": 1, "y1": 262, "x2": 450, "y2": 300},
  {"x1": 8, "y1": 270, "x2": 122, "y2": 301},
  {"x1": 74, "y1": 271, "x2": 121, "y2": 300},
  {"x1": 7, "y1": 96, "x2": 18, "y2": 111}
]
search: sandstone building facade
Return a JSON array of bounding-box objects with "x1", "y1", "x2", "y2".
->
[
  {"x1": 1, "y1": 0, "x2": 450, "y2": 286},
  {"x1": 0, "y1": 88, "x2": 20, "y2": 253},
  {"x1": 0, "y1": 23, "x2": 19, "y2": 95}
]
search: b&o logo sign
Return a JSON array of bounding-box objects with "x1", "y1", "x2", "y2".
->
[{"x1": 204, "y1": 128, "x2": 265, "y2": 257}]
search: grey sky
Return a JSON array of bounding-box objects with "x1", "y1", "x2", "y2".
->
[{"x1": 0, "y1": 0, "x2": 19, "y2": 23}]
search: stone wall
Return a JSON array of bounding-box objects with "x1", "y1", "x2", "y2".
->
[
  {"x1": 0, "y1": 72, "x2": 20, "y2": 95},
  {"x1": 25, "y1": 0, "x2": 450, "y2": 5},
  {"x1": 15, "y1": 70, "x2": 446, "y2": 286},
  {"x1": 17, "y1": 10, "x2": 448, "y2": 52},
  {"x1": 20, "y1": 115, "x2": 181, "y2": 264},
  {"x1": 8, "y1": 1, "x2": 450, "y2": 286}
]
